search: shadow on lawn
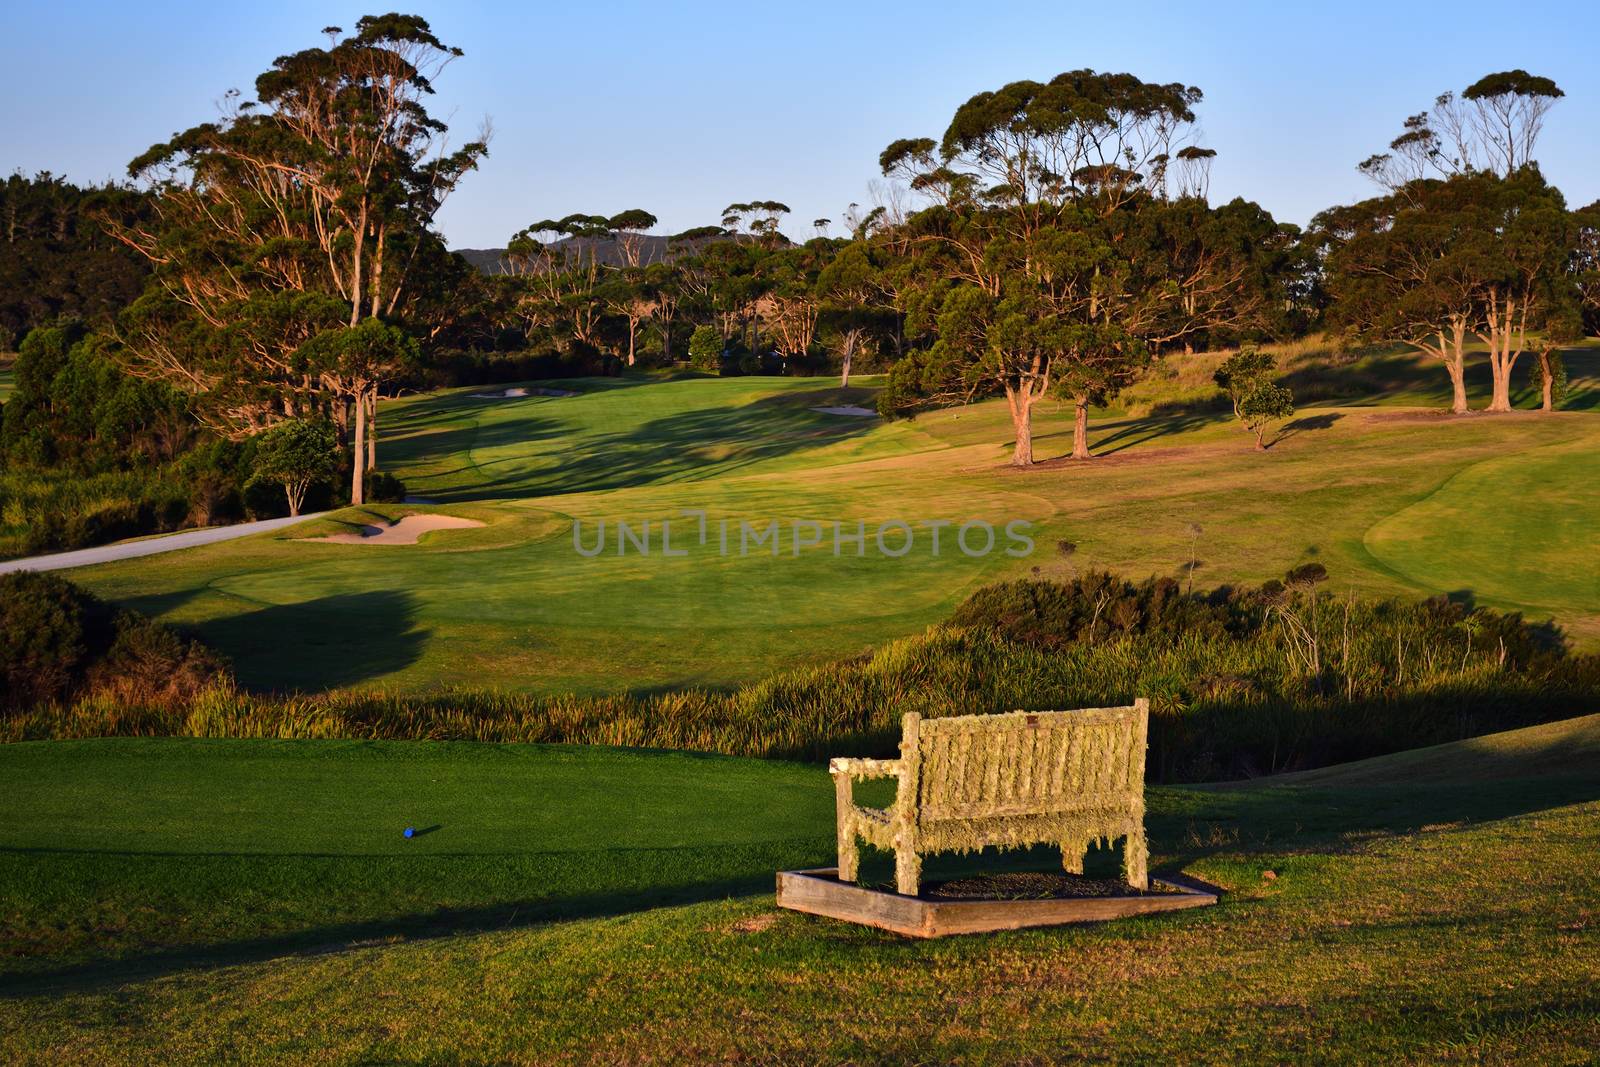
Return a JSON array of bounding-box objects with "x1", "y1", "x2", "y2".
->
[
  {"x1": 0, "y1": 866, "x2": 798, "y2": 999},
  {"x1": 1148, "y1": 769, "x2": 1600, "y2": 874},
  {"x1": 384, "y1": 382, "x2": 880, "y2": 503},
  {"x1": 7, "y1": 724, "x2": 1595, "y2": 997},
  {"x1": 200, "y1": 589, "x2": 428, "y2": 692}
]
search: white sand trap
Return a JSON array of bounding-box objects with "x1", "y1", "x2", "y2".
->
[
  {"x1": 469, "y1": 386, "x2": 579, "y2": 399},
  {"x1": 812, "y1": 405, "x2": 878, "y2": 417},
  {"x1": 304, "y1": 514, "x2": 484, "y2": 546}
]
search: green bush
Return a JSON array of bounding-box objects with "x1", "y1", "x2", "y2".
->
[
  {"x1": 950, "y1": 572, "x2": 1250, "y2": 647},
  {"x1": 0, "y1": 572, "x2": 227, "y2": 712},
  {"x1": 364, "y1": 470, "x2": 407, "y2": 503},
  {"x1": 0, "y1": 572, "x2": 105, "y2": 708},
  {"x1": 688, "y1": 325, "x2": 723, "y2": 371}
]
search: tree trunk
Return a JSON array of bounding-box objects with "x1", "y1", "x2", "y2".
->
[
  {"x1": 1539, "y1": 351, "x2": 1555, "y2": 412},
  {"x1": 1447, "y1": 358, "x2": 1469, "y2": 415},
  {"x1": 286, "y1": 483, "x2": 303, "y2": 518},
  {"x1": 350, "y1": 393, "x2": 366, "y2": 505},
  {"x1": 366, "y1": 387, "x2": 377, "y2": 471},
  {"x1": 1070, "y1": 395, "x2": 1092, "y2": 461},
  {"x1": 1487, "y1": 350, "x2": 1514, "y2": 412},
  {"x1": 1481, "y1": 297, "x2": 1517, "y2": 413},
  {"x1": 627, "y1": 323, "x2": 636, "y2": 367},
  {"x1": 1005, "y1": 386, "x2": 1034, "y2": 467}
]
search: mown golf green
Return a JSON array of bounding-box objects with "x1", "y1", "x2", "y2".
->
[
  {"x1": 3, "y1": 715, "x2": 1596, "y2": 1063},
  {"x1": 64, "y1": 343, "x2": 1600, "y2": 695}
]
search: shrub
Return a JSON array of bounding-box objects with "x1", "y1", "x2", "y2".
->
[
  {"x1": 949, "y1": 572, "x2": 1250, "y2": 648},
  {"x1": 364, "y1": 470, "x2": 407, "y2": 503},
  {"x1": 688, "y1": 325, "x2": 723, "y2": 371},
  {"x1": 0, "y1": 572, "x2": 227, "y2": 713},
  {"x1": 0, "y1": 572, "x2": 104, "y2": 708}
]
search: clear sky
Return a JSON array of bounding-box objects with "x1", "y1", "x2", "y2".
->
[{"x1": 4, "y1": 1, "x2": 1598, "y2": 249}]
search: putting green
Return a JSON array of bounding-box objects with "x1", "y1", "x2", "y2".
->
[{"x1": 1364, "y1": 436, "x2": 1600, "y2": 632}]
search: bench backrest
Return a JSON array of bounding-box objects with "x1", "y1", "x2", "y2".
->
[{"x1": 902, "y1": 702, "x2": 1147, "y2": 824}]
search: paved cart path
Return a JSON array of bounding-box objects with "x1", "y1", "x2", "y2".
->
[{"x1": 0, "y1": 513, "x2": 328, "y2": 575}]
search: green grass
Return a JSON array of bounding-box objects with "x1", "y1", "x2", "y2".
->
[
  {"x1": 61, "y1": 343, "x2": 1600, "y2": 694},
  {"x1": 2, "y1": 717, "x2": 1597, "y2": 1063},
  {"x1": 0, "y1": 740, "x2": 842, "y2": 981},
  {"x1": 0, "y1": 365, "x2": 13, "y2": 402}
]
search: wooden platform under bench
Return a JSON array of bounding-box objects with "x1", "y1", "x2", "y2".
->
[{"x1": 776, "y1": 867, "x2": 1219, "y2": 938}]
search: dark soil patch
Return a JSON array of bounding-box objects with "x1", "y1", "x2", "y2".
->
[{"x1": 917, "y1": 871, "x2": 1185, "y2": 901}]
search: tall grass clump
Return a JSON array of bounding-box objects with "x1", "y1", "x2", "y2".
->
[{"x1": 5, "y1": 570, "x2": 1594, "y2": 783}]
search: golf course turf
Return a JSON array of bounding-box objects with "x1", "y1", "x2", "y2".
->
[
  {"x1": 2, "y1": 716, "x2": 1596, "y2": 1062},
  {"x1": 57, "y1": 342, "x2": 1600, "y2": 695}
]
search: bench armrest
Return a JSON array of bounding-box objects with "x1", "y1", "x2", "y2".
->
[{"x1": 829, "y1": 757, "x2": 902, "y2": 780}]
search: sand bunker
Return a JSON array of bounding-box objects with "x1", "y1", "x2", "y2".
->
[
  {"x1": 469, "y1": 386, "x2": 579, "y2": 399},
  {"x1": 812, "y1": 405, "x2": 878, "y2": 417},
  {"x1": 305, "y1": 514, "x2": 484, "y2": 546}
]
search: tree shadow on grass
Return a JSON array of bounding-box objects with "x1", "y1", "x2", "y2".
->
[
  {"x1": 384, "y1": 382, "x2": 881, "y2": 503},
  {"x1": 1081, "y1": 410, "x2": 1229, "y2": 456},
  {"x1": 1149, "y1": 765, "x2": 1600, "y2": 875},
  {"x1": 0, "y1": 844, "x2": 830, "y2": 998},
  {"x1": 1269, "y1": 412, "x2": 1344, "y2": 448},
  {"x1": 197, "y1": 589, "x2": 428, "y2": 692}
]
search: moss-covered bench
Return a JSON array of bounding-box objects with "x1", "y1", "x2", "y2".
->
[{"x1": 829, "y1": 701, "x2": 1149, "y2": 896}]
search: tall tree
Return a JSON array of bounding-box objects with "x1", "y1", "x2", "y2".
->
[
  {"x1": 877, "y1": 70, "x2": 1218, "y2": 464},
  {"x1": 1322, "y1": 169, "x2": 1570, "y2": 414},
  {"x1": 113, "y1": 14, "x2": 486, "y2": 437},
  {"x1": 1359, "y1": 70, "x2": 1563, "y2": 189}
]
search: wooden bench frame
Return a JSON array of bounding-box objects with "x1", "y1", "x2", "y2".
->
[{"x1": 830, "y1": 701, "x2": 1149, "y2": 897}]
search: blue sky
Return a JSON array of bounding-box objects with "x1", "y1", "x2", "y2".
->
[{"x1": 4, "y1": 1, "x2": 1598, "y2": 248}]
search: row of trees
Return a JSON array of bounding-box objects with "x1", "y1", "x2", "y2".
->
[
  {"x1": 6, "y1": 13, "x2": 1598, "y2": 511},
  {"x1": 481, "y1": 69, "x2": 1596, "y2": 467}
]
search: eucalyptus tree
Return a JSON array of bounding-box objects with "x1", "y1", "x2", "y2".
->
[
  {"x1": 722, "y1": 201, "x2": 792, "y2": 247},
  {"x1": 1319, "y1": 183, "x2": 1483, "y2": 414},
  {"x1": 112, "y1": 14, "x2": 485, "y2": 440},
  {"x1": 876, "y1": 69, "x2": 1218, "y2": 464},
  {"x1": 1323, "y1": 168, "x2": 1571, "y2": 414},
  {"x1": 1359, "y1": 70, "x2": 1563, "y2": 189},
  {"x1": 607, "y1": 209, "x2": 659, "y2": 267}
]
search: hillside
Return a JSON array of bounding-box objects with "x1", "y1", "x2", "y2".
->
[{"x1": 59, "y1": 344, "x2": 1600, "y2": 695}]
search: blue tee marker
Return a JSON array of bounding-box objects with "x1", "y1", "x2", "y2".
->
[{"x1": 403, "y1": 826, "x2": 415, "y2": 839}]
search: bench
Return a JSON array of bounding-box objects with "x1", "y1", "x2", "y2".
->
[{"x1": 829, "y1": 701, "x2": 1149, "y2": 896}]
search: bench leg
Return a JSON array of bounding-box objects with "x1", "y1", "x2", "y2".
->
[
  {"x1": 837, "y1": 822, "x2": 859, "y2": 883},
  {"x1": 1060, "y1": 840, "x2": 1085, "y2": 875},
  {"x1": 894, "y1": 847, "x2": 921, "y2": 897},
  {"x1": 834, "y1": 775, "x2": 858, "y2": 883},
  {"x1": 1123, "y1": 827, "x2": 1148, "y2": 891}
]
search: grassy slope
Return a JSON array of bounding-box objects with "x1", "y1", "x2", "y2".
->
[
  {"x1": 2, "y1": 718, "x2": 1597, "y2": 1063},
  {"x1": 63, "y1": 344, "x2": 1600, "y2": 695}
]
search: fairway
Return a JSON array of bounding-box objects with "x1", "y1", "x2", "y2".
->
[
  {"x1": 61, "y1": 347, "x2": 1600, "y2": 694},
  {"x1": 3, "y1": 718, "x2": 1597, "y2": 1062},
  {"x1": 1365, "y1": 436, "x2": 1600, "y2": 622}
]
